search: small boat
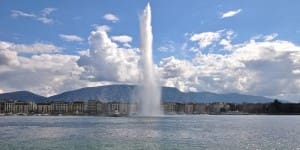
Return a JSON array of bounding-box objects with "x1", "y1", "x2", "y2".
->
[
  {"x1": 111, "y1": 110, "x2": 121, "y2": 117},
  {"x1": 16, "y1": 113, "x2": 27, "y2": 116},
  {"x1": 221, "y1": 111, "x2": 249, "y2": 115}
]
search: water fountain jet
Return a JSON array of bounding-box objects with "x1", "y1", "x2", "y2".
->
[{"x1": 136, "y1": 3, "x2": 162, "y2": 116}]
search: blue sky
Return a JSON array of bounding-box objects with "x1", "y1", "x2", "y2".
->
[
  {"x1": 2, "y1": 0, "x2": 300, "y2": 58},
  {"x1": 1, "y1": 0, "x2": 300, "y2": 101}
]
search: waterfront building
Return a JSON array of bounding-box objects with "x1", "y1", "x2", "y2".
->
[
  {"x1": 36, "y1": 102, "x2": 51, "y2": 114},
  {"x1": 71, "y1": 101, "x2": 84, "y2": 114},
  {"x1": 193, "y1": 103, "x2": 208, "y2": 114},
  {"x1": 4, "y1": 101, "x2": 15, "y2": 113},
  {"x1": 14, "y1": 101, "x2": 29, "y2": 114},
  {"x1": 106, "y1": 102, "x2": 129, "y2": 115},
  {"x1": 28, "y1": 102, "x2": 37, "y2": 113},
  {"x1": 0, "y1": 101, "x2": 4, "y2": 113},
  {"x1": 223, "y1": 103, "x2": 231, "y2": 112},
  {"x1": 208, "y1": 102, "x2": 230, "y2": 113},
  {"x1": 87, "y1": 100, "x2": 97, "y2": 114},
  {"x1": 240, "y1": 103, "x2": 264, "y2": 114},
  {"x1": 51, "y1": 101, "x2": 70, "y2": 114},
  {"x1": 119, "y1": 103, "x2": 129, "y2": 115},
  {"x1": 163, "y1": 103, "x2": 168, "y2": 113},
  {"x1": 184, "y1": 103, "x2": 194, "y2": 114},
  {"x1": 163, "y1": 102, "x2": 177, "y2": 114},
  {"x1": 129, "y1": 103, "x2": 138, "y2": 115},
  {"x1": 176, "y1": 103, "x2": 185, "y2": 114},
  {"x1": 96, "y1": 101, "x2": 105, "y2": 114},
  {"x1": 107, "y1": 102, "x2": 120, "y2": 115}
]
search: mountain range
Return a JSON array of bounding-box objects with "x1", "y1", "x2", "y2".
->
[
  {"x1": 0, "y1": 91, "x2": 46, "y2": 101},
  {"x1": 0, "y1": 84, "x2": 274, "y2": 103}
]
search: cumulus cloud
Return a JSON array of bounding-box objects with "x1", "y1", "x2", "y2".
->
[
  {"x1": 94, "y1": 25, "x2": 111, "y2": 32},
  {"x1": 11, "y1": 10, "x2": 35, "y2": 18},
  {"x1": 0, "y1": 26, "x2": 139, "y2": 96},
  {"x1": 188, "y1": 30, "x2": 235, "y2": 52},
  {"x1": 0, "y1": 43, "x2": 19, "y2": 66},
  {"x1": 11, "y1": 8, "x2": 56, "y2": 24},
  {"x1": 221, "y1": 9, "x2": 242, "y2": 19},
  {"x1": 232, "y1": 40, "x2": 300, "y2": 98},
  {"x1": 0, "y1": 40, "x2": 91, "y2": 96},
  {"x1": 103, "y1": 13, "x2": 119, "y2": 23},
  {"x1": 41, "y1": 8, "x2": 56, "y2": 16},
  {"x1": 111, "y1": 35, "x2": 132, "y2": 43},
  {"x1": 263, "y1": 33, "x2": 278, "y2": 41},
  {"x1": 190, "y1": 31, "x2": 221, "y2": 49},
  {"x1": 219, "y1": 30, "x2": 235, "y2": 50},
  {"x1": 0, "y1": 54, "x2": 86, "y2": 96},
  {"x1": 77, "y1": 27, "x2": 139, "y2": 83},
  {"x1": 158, "y1": 56, "x2": 199, "y2": 92},
  {"x1": 292, "y1": 69, "x2": 300, "y2": 74},
  {"x1": 1, "y1": 24, "x2": 300, "y2": 101},
  {"x1": 111, "y1": 35, "x2": 133, "y2": 47},
  {"x1": 158, "y1": 41, "x2": 175, "y2": 52},
  {"x1": 0, "y1": 41, "x2": 61, "y2": 54},
  {"x1": 160, "y1": 34, "x2": 300, "y2": 101},
  {"x1": 59, "y1": 34, "x2": 84, "y2": 42}
]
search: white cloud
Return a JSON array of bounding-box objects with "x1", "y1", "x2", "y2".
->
[
  {"x1": 36, "y1": 17, "x2": 53, "y2": 24},
  {"x1": 111, "y1": 35, "x2": 132, "y2": 43},
  {"x1": 41, "y1": 8, "x2": 56, "y2": 16},
  {"x1": 0, "y1": 41, "x2": 61, "y2": 54},
  {"x1": 111, "y1": 35, "x2": 133, "y2": 48},
  {"x1": 11, "y1": 8, "x2": 56, "y2": 24},
  {"x1": 158, "y1": 46, "x2": 170, "y2": 52},
  {"x1": 0, "y1": 42, "x2": 19, "y2": 66},
  {"x1": 94, "y1": 25, "x2": 111, "y2": 32},
  {"x1": 219, "y1": 30, "x2": 235, "y2": 50},
  {"x1": 292, "y1": 69, "x2": 300, "y2": 74},
  {"x1": 11, "y1": 10, "x2": 35, "y2": 18},
  {"x1": 0, "y1": 54, "x2": 86, "y2": 96},
  {"x1": 159, "y1": 56, "x2": 195, "y2": 79},
  {"x1": 1, "y1": 26, "x2": 300, "y2": 101},
  {"x1": 77, "y1": 26, "x2": 139, "y2": 83},
  {"x1": 190, "y1": 30, "x2": 222, "y2": 49},
  {"x1": 158, "y1": 41, "x2": 175, "y2": 52},
  {"x1": 162, "y1": 35, "x2": 300, "y2": 101},
  {"x1": 0, "y1": 26, "x2": 139, "y2": 96},
  {"x1": 103, "y1": 13, "x2": 119, "y2": 23},
  {"x1": 264, "y1": 33, "x2": 278, "y2": 41},
  {"x1": 59, "y1": 34, "x2": 84, "y2": 42},
  {"x1": 219, "y1": 39, "x2": 232, "y2": 49},
  {"x1": 16, "y1": 43, "x2": 61, "y2": 54},
  {"x1": 0, "y1": 40, "x2": 90, "y2": 96},
  {"x1": 232, "y1": 40, "x2": 300, "y2": 99},
  {"x1": 188, "y1": 30, "x2": 235, "y2": 51},
  {"x1": 221, "y1": 9, "x2": 242, "y2": 19},
  {"x1": 181, "y1": 42, "x2": 188, "y2": 51}
]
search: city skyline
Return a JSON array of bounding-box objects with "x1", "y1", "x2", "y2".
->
[{"x1": 1, "y1": 0, "x2": 300, "y2": 101}]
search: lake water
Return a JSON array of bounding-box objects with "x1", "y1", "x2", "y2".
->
[{"x1": 0, "y1": 115, "x2": 300, "y2": 150}]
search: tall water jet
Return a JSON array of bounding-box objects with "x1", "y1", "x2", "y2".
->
[{"x1": 138, "y1": 3, "x2": 162, "y2": 116}]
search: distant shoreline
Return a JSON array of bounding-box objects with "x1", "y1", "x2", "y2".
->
[
  {"x1": 2, "y1": 112, "x2": 300, "y2": 117},
  {"x1": 1, "y1": 99, "x2": 300, "y2": 116}
]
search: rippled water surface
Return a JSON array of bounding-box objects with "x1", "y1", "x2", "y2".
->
[{"x1": 0, "y1": 115, "x2": 300, "y2": 150}]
